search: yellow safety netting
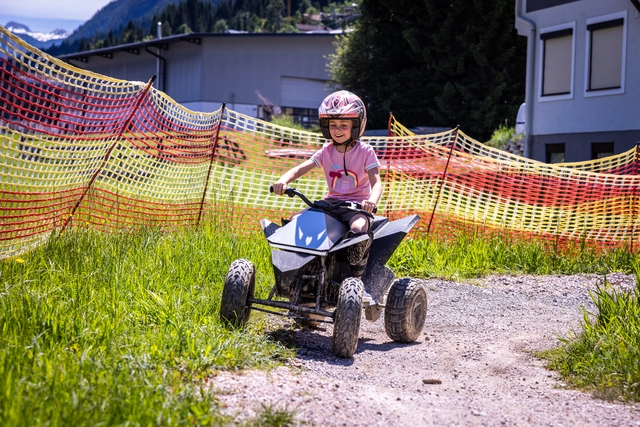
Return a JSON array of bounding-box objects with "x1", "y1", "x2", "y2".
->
[{"x1": 2, "y1": 25, "x2": 639, "y2": 260}]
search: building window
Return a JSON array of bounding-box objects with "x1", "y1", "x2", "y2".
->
[
  {"x1": 281, "y1": 107, "x2": 319, "y2": 129},
  {"x1": 585, "y1": 12, "x2": 626, "y2": 96},
  {"x1": 592, "y1": 142, "x2": 614, "y2": 160},
  {"x1": 546, "y1": 143, "x2": 565, "y2": 163},
  {"x1": 540, "y1": 25, "x2": 575, "y2": 100}
]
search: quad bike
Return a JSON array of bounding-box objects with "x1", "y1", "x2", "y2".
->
[{"x1": 220, "y1": 187, "x2": 427, "y2": 358}]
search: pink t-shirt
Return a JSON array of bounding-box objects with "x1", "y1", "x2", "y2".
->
[{"x1": 311, "y1": 140, "x2": 380, "y2": 201}]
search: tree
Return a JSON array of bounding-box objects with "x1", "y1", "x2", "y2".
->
[
  {"x1": 328, "y1": 0, "x2": 526, "y2": 140},
  {"x1": 265, "y1": 0, "x2": 286, "y2": 32},
  {"x1": 213, "y1": 19, "x2": 229, "y2": 33},
  {"x1": 122, "y1": 20, "x2": 137, "y2": 44},
  {"x1": 45, "y1": 0, "x2": 356, "y2": 55}
]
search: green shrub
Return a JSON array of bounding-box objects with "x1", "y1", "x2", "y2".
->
[{"x1": 485, "y1": 124, "x2": 523, "y2": 152}]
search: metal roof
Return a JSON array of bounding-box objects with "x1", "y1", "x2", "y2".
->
[{"x1": 57, "y1": 31, "x2": 338, "y2": 62}]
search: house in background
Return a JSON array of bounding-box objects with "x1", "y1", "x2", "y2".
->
[
  {"x1": 515, "y1": 0, "x2": 640, "y2": 163},
  {"x1": 58, "y1": 32, "x2": 338, "y2": 128}
]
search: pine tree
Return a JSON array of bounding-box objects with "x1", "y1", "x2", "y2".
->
[
  {"x1": 46, "y1": 0, "x2": 358, "y2": 55},
  {"x1": 265, "y1": 0, "x2": 286, "y2": 32}
]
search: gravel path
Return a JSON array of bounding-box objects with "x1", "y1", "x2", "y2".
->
[{"x1": 207, "y1": 273, "x2": 640, "y2": 426}]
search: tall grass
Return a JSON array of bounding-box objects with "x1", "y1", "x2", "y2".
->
[
  {"x1": 0, "y1": 226, "x2": 293, "y2": 426},
  {"x1": 390, "y1": 233, "x2": 636, "y2": 280},
  {"x1": 541, "y1": 267, "x2": 640, "y2": 402}
]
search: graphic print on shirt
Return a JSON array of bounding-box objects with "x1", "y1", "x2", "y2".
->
[{"x1": 329, "y1": 163, "x2": 357, "y2": 191}]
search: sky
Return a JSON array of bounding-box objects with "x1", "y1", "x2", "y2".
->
[{"x1": 0, "y1": 0, "x2": 114, "y2": 33}]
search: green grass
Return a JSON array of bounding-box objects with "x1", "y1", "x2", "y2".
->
[
  {"x1": 1, "y1": 227, "x2": 639, "y2": 426},
  {"x1": 390, "y1": 233, "x2": 636, "y2": 280},
  {"x1": 0, "y1": 226, "x2": 294, "y2": 426},
  {"x1": 246, "y1": 403, "x2": 298, "y2": 427},
  {"x1": 540, "y1": 270, "x2": 640, "y2": 403}
]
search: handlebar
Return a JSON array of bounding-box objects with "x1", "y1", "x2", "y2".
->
[{"x1": 269, "y1": 185, "x2": 377, "y2": 215}]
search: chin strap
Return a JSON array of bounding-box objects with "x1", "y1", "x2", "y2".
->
[
  {"x1": 332, "y1": 138, "x2": 354, "y2": 147},
  {"x1": 332, "y1": 138, "x2": 354, "y2": 176}
]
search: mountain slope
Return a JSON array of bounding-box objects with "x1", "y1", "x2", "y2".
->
[
  {"x1": 4, "y1": 21, "x2": 70, "y2": 49},
  {"x1": 66, "y1": 0, "x2": 220, "y2": 43}
]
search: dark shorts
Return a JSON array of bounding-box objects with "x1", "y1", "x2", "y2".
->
[{"x1": 323, "y1": 198, "x2": 372, "y2": 229}]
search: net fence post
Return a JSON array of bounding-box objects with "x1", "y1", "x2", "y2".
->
[
  {"x1": 632, "y1": 143, "x2": 640, "y2": 252},
  {"x1": 60, "y1": 75, "x2": 157, "y2": 232},
  {"x1": 426, "y1": 125, "x2": 459, "y2": 236},
  {"x1": 384, "y1": 112, "x2": 394, "y2": 188},
  {"x1": 197, "y1": 102, "x2": 227, "y2": 227}
]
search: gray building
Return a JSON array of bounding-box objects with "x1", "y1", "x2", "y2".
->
[
  {"x1": 59, "y1": 32, "x2": 338, "y2": 127},
  {"x1": 515, "y1": 0, "x2": 640, "y2": 163}
]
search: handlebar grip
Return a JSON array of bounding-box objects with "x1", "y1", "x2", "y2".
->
[{"x1": 269, "y1": 185, "x2": 296, "y2": 197}]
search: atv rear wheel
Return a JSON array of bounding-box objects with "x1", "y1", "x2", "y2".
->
[
  {"x1": 384, "y1": 278, "x2": 427, "y2": 343},
  {"x1": 332, "y1": 277, "x2": 363, "y2": 358},
  {"x1": 220, "y1": 259, "x2": 255, "y2": 327}
]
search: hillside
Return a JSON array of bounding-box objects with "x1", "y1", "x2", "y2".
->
[
  {"x1": 3, "y1": 21, "x2": 69, "y2": 49},
  {"x1": 65, "y1": 0, "x2": 221, "y2": 44},
  {"x1": 45, "y1": 0, "x2": 356, "y2": 56}
]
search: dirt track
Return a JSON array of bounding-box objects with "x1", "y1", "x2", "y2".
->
[{"x1": 208, "y1": 274, "x2": 640, "y2": 426}]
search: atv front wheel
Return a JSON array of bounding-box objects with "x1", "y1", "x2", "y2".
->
[
  {"x1": 384, "y1": 278, "x2": 427, "y2": 342},
  {"x1": 332, "y1": 277, "x2": 363, "y2": 358},
  {"x1": 220, "y1": 259, "x2": 255, "y2": 327}
]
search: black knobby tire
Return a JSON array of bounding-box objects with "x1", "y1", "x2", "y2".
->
[
  {"x1": 384, "y1": 278, "x2": 427, "y2": 343},
  {"x1": 332, "y1": 277, "x2": 363, "y2": 358},
  {"x1": 220, "y1": 259, "x2": 255, "y2": 327}
]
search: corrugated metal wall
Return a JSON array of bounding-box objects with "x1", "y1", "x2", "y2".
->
[{"x1": 63, "y1": 34, "x2": 336, "y2": 116}]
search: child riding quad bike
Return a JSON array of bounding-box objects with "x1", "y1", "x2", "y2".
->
[{"x1": 219, "y1": 187, "x2": 427, "y2": 358}]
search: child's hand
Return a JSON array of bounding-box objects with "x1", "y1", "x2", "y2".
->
[
  {"x1": 272, "y1": 182, "x2": 287, "y2": 195},
  {"x1": 361, "y1": 200, "x2": 377, "y2": 213}
]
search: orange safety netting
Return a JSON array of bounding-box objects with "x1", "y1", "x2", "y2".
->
[{"x1": 2, "y1": 26, "x2": 640, "y2": 260}]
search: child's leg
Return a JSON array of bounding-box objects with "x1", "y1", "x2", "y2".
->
[
  {"x1": 349, "y1": 214, "x2": 370, "y2": 234},
  {"x1": 346, "y1": 213, "x2": 373, "y2": 278}
]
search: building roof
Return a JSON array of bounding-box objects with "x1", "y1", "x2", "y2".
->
[{"x1": 57, "y1": 31, "x2": 338, "y2": 63}]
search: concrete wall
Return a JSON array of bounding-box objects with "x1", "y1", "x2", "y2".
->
[{"x1": 531, "y1": 130, "x2": 640, "y2": 162}]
